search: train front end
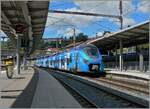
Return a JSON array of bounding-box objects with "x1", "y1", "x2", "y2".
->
[{"x1": 79, "y1": 44, "x2": 104, "y2": 74}]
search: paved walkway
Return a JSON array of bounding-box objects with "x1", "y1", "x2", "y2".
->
[
  {"x1": 31, "y1": 68, "x2": 81, "y2": 108},
  {"x1": 0, "y1": 67, "x2": 37, "y2": 108},
  {"x1": 0, "y1": 67, "x2": 81, "y2": 108}
]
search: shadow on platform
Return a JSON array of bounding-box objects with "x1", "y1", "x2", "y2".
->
[
  {"x1": 1, "y1": 69, "x2": 39, "y2": 108},
  {"x1": 12, "y1": 70, "x2": 38, "y2": 108}
]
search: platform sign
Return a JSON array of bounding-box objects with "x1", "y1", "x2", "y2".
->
[{"x1": 15, "y1": 24, "x2": 24, "y2": 34}]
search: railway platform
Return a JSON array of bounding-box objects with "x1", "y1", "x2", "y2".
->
[
  {"x1": 0, "y1": 67, "x2": 81, "y2": 108},
  {"x1": 0, "y1": 67, "x2": 36, "y2": 108},
  {"x1": 31, "y1": 68, "x2": 81, "y2": 108},
  {"x1": 105, "y1": 68, "x2": 149, "y2": 80}
]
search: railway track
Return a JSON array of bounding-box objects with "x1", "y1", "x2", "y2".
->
[
  {"x1": 105, "y1": 72, "x2": 149, "y2": 86},
  {"x1": 46, "y1": 69, "x2": 148, "y2": 108},
  {"x1": 72, "y1": 71, "x2": 149, "y2": 96},
  {"x1": 56, "y1": 76, "x2": 97, "y2": 108},
  {"x1": 94, "y1": 77, "x2": 149, "y2": 95}
]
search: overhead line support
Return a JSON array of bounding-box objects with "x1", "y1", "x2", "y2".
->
[{"x1": 49, "y1": 10, "x2": 120, "y2": 19}]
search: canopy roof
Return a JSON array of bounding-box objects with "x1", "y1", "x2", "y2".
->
[{"x1": 88, "y1": 21, "x2": 149, "y2": 50}]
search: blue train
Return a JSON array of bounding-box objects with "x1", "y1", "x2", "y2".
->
[{"x1": 35, "y1": 44, "x2": 105, "y2": 74}]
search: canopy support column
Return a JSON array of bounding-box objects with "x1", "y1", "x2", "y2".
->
[
  {"x1": 115, "y1": 45, "x2": 118, "y2": 70},
  {"x1": 23, "y1": 56, "x2": 27, "y2": 70},
  {"x1": 119, "y1": 40, "x2": 123, "y2": 71},
  {"x1": 16, "y1": 35, "x2": 20, "y2": 74},
  {"x1": 139, "y1": 47, "x2": 144, "y2": 72}
]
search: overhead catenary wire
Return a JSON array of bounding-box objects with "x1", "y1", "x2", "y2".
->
[{"x1": 47, "y1": 0, "x2": 123, "y2": 30}]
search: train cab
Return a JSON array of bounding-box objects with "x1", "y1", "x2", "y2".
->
[{"x1": 78, "y1": 44, "x2": 104, "y2": 73}]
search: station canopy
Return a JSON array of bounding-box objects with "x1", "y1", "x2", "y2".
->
[
  {"x1": 88, "y1": 21, "x2": 149, "y2": 50},
  {"x1": 1, "y1": 1, "x2": 49, "y2": 55}
]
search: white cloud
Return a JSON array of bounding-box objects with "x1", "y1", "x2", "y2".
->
[
  {"x1": 46, "y1": 1, "x2": 136, "y2": 37},
  {"x1": 112, "y1": 16, "x2": 136, "y2": 28},
  {"x1": 47, "y1": 7, "x2": 100, "y2": 29},
  {"x1": 97, "y1": 31, "x2": 103, "y2": 36},
  {"x1": 89, "y1": 31, "x2": 103, "y2": 38},
  {"x1": 123, "y1": 17, "x2": 136, "y2": 27},
  {"x1": 137, "y1": 0, "x2": 150, "y2": 14},
  {"x1": 74, "y1": 0, "x2": 133, "y2": 16},
  {"x1": 47, "y1": 1, "x2": 135, "y2": 28},
  {"x1": 75, "y1": 0, "x2": 135, "y2": 28}
]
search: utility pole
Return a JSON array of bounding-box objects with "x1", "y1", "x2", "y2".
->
[
  {"x1": 73, "y1": 28, "x2": 76, "y2": 48},
  {"x1": 73, "y1": 28, "x2": 77, "y2": 72},
  {"x1": 119, "y1": 0, "x2": 123, "y2": 71},
  {"x1": 119, "y1": 0, "x2": 123, "y2": 29}
]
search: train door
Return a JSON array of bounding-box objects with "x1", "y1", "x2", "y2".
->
[
  {"x1": 66, "y1": 52, "x2": 70, "y2": 70},
  {"x1": 76, "y1": 50, "x2": 78, "y2": 71},
  {"x1": 59, "y1": 55, "x2": 61, "y2": 69},
  {"x1": 44, "y1": 58, "x2": 46, "y2": 67},
  {"x1": 46, "y1": 58, "x2": 49, "y2": 67},
  {"x1": 48, "y1": 57, "x2": 51, "y2": 68},
  {"x1": 61, "y1": 55, "x2": 65, "y2": 69},
  {"x1": 64, "y1": 55, "x2": 67, "y2": 70},
  {"x1": 53, "y1": 57, "x2": 55, "y2": 68}
]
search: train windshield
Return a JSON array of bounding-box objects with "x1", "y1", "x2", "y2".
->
[{"x1": 83, "y1": 45, "x2": 99, "y2": 57}]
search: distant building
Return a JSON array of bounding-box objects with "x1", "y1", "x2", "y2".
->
[
  {"x1": 43, "y1": 38, "x2": 63, "y2": 43},
  {"x1": 46, "y1": 47, "x2": 59, "y2": 52}
]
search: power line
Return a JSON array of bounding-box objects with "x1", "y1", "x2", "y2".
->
[{"x1": 123, "y1": 1, "x2": 149, "y2": 16}]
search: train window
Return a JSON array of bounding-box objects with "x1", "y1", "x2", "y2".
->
[
  {"x1": 70, "y1": 54, "x2": 72, "y2": 62},
  {"x1": 61, "y1": 60, "x2": 63, "y2": 66},
  {"x1": 62, "y1": 59, "x2": 65, "y2": 65},
  {"x1": 83, "y1": 46, "x2": 99, "y2": 57},
  {"x1": 67, "y1": 58, "x2": 70, "y2": 65},
  {"x1": 46, "y1": 60, "x2": 48, "y2": 65},
  {"x1": 49, "y1": 60, "x2": 52, "y2": 65}
]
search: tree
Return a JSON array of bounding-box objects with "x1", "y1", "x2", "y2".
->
[
  {"x1": 76, "y1": 33, "x2": 88, "y2": 42},
  {"x1": 1, "y1": 38, "x2": 16, "y2": 50},
  {"x1": 36, "y1": 33, "x2": 89, "y2": 50}
]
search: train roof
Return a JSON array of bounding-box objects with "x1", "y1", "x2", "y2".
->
[{"x1": 35, "y1": 43, "x2": 97, "y2": 59}]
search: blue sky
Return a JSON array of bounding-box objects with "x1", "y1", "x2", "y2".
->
[
  {"x1": 43, "y1": 0, "x2": 150, "y2": 38},
  {"x1": 1, "y1": 0, "x2": 149, "y2": 40}
]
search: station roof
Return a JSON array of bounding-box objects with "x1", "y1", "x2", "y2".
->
[
  {"x1": 88, "y1": 21, "x2": 149, "y2": 50},
  {"x1": 1, "y1": 1, "x2": 49, "y2": 55}
]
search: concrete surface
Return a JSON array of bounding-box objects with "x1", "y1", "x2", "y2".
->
[
  {"x1": 31, "y1": 68, "x2": 81, "y2": 108},
  {"x1": 0, "y1": 67, "x2": 38, "y2": 108},
  {"x1": 105, "y1": 68, "x2": 149, "y2": 80},
  {"x1": 56, "y1": 71, "x2": 149, "y2": 107}
]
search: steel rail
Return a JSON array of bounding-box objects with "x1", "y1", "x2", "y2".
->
[{"x1": 47, "y1": 69, "x2": 147, "y2": 108}]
